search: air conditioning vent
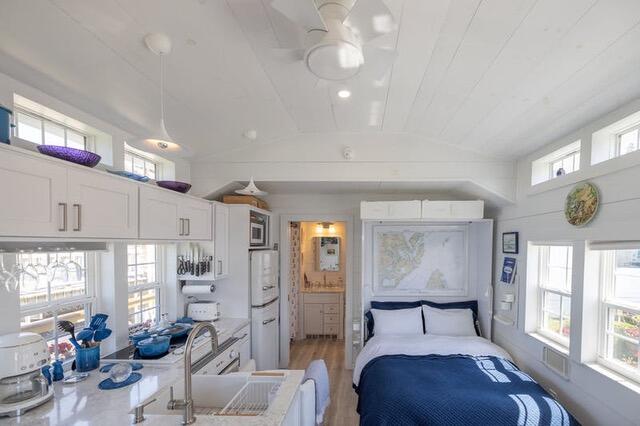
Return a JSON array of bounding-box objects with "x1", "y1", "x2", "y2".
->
[{"x1": 542, "y1": 346, "x2": 569, "y2": 378}]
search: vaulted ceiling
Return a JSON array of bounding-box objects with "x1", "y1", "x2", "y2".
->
[{"x1": 1, "y1": 0, "x2": 640, "y2": 160}]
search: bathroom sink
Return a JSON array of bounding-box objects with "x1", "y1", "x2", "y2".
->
[{"x1": 141, "y1": 373, "x2": 285, "y2": 417}]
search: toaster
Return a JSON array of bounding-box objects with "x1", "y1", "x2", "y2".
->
[{"x1": 187, "y1": 301, "x2": 220, "y2": 321}]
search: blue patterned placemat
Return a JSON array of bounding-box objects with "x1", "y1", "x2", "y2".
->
[
  {"x1": 98, "y1": 372, "x2": 142, "y2": 390},
  {"x1": 99, "y1": 362, "x2": 144, "y2": 373}
]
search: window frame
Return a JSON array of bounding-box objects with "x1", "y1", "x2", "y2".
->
[
  {"x1": 18, "y1": 252, "x2": 97, "y2": 363},
  {"x1": 597, "y1": 250, "x2": 640, "y2": 383},
  {"x1": 614, "y1": 124, "x2": 640, "y2": 158},
  {"x1": 548, "y1": 149, "x2": 580, "y2": 180},
  {"x1": 536, "y1": 245, "x2": 573, "y2": 347},
  {"x1": 14, "y1": 107, "x2": 88, "y2": 149},
  {"x1": 124, "y1": 149, "x2": 159, "y2": 180},
  {"x1": 127, "y1": 244, "x2": 163, "y2": 331}
]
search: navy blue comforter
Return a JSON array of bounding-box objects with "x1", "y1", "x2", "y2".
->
[{"x1": 355, "y1": 354, "x2": 579, "y2": 426}]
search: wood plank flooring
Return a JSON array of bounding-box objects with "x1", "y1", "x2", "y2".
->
[{"x1": 289, "y1": 338, "x2": 359, "y2": 426}]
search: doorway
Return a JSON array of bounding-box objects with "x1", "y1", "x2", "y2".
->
[{"x1": 278, "y1": 215, "x2": 353, "y2": 369}]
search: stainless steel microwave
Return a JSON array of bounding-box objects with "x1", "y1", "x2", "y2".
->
[{"x1": 250, "y1": 211, "x2": 268, "y2": 246}]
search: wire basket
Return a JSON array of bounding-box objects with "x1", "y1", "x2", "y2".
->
[{"x1": 217, "y1": 381, "x2": 281, "y2": 416}]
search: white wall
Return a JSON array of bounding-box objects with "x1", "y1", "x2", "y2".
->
[
  {"x1": 493, "y1": 99, "x2": 640, "y2": 426},
  {"x1": 189, "y1": 132, "x2": 516, "y2": 204}
]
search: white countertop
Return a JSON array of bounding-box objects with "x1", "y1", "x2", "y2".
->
[{"x1": 3, "y1": 318, "x2": 304, "y2": 426}]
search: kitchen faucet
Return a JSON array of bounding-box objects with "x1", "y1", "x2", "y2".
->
[{"x1": 171, "y1": 322, "x2": 219, "y2": 425}]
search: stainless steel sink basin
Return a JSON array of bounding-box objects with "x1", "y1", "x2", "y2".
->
[{"x1": 141, "y1": 373, "x2": 285, "y2": 417}]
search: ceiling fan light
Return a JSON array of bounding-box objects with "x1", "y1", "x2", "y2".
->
[{"x1": 305, "y1": 39, "x2": 363, "y2": 81}]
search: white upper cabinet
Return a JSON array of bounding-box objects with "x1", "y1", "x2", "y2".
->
[
  {"x1": 139, "y1": 186, "x2": 211, "y2": 241},
  {"x1": 179, "y1": 198, "x2": 212, "y2": 241},
  {"x1": 0, "y1": 148, "x2": 68, "y2": 237},
  {"x1": 360, "y1": 201, "x2": 422, "y2": 220},
  {"x1": 139, "y1": 186, "x2": 182, "y2": 240},
  {"x1": 213, "y1": 203, "x2": 229, "y2": 278},
  {"x1": 67, "y1": 169, "x2": 138, "y2": 238}
]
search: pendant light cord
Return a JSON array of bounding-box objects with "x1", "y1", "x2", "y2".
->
[{"x1": 160, "y1": 53, "x2": 165, "y2": 122}]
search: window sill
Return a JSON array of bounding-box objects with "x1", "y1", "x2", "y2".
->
[
  {"x1": 528, "y1": 332, "x2": 569, "y2": 356},
  {"x1": 585, "y1": 362, "x2": 640, "y2": 395}
]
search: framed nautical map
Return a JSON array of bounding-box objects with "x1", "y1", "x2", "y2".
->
[{"x1": 372, "y1": 225, "x2": 468, "y2": 296}]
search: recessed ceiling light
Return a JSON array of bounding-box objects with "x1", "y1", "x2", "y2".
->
[{"x1": 337, "y1": 89, "x2": 351, "y2": 99}]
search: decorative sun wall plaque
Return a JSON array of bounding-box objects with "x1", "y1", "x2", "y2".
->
[{"x1": 565, "y1": 182, "x2": 599, "y2": 227}]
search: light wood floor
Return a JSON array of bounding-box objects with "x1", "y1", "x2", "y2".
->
[{"x1": 289, "y1": 338, "x2": 359, "y2": 426}]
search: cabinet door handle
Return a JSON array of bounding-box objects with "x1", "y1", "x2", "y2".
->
[
  {"x1": 262, "y1": 285, "x2": 275, "y2": 290},
  {"x1": 58, "y1": 203, "x2": 67, "y2": 232},
  {"x1": 262, "y1": 318, "x2": 276, "y2": 325},
  {"x1": 217, "y1": 260, "x2": 222, "y2": 275},
  {"x1": 73, "y1": 204, "x2": 81, "y2": 231},
  {"x1": 185, "y1": 218, "x2": 190, "y2": 236},
  {"x1": 178, "y1": 218, "x2": 184, "y2": 236}
]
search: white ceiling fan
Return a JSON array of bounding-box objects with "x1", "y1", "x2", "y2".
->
[{"x1": 270, "y1": 0, "x2": 397, "y2": 82}]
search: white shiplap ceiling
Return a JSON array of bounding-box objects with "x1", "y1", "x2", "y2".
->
[{"x1": 1, "y1": 0, "x2": 640, "y2": 160}]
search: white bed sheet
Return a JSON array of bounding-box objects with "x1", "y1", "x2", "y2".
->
[{"x1": 353, "y1": 334, "x2": 512, "y2": 386}]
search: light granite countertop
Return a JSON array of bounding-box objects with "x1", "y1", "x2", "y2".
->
[{"x1": 4, "y1": 318, "x2": 304, "y2": 426}]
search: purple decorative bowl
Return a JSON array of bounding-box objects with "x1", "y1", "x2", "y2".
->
[
  {"x1": 37, "y1": 145, "x2": 101, "y2": 168},
  {"x1": 156, "y1": 180, "x2": 192, "y2": 193}
]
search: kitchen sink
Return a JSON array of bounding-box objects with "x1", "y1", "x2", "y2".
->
[{"x1": 140, "y1": 372, "x2": 285, "y2": 417}]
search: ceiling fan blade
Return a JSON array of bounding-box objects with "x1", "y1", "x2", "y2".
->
[
  {"x1": 270, "y1": 0, "x2": 327, "y2": 31},
  {"x1": 343, "y1": 0, "x2": 396, "y2": 44},
  {"x1": 272, "y1": 48, "x2": 306, "y2": 64},
  {"x1": 357, "y1": 46, "x2": 396, "y2": 82}
]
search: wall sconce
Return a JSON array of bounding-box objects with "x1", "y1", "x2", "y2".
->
[{"x1": 316, "y1": 222, "x2": 335, "y2": 234}]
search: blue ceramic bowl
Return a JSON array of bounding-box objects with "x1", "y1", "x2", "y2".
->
[
  {"x1": 158, "y1": 323, "x2": 192, "y2": 339},
  {"x1": 136, "y1": 335, "x2": 170, "y2": 358}
]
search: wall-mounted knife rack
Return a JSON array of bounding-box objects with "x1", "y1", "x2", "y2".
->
[{"x1": 177, "y1": 242, "x2": 212, "y2": 278}]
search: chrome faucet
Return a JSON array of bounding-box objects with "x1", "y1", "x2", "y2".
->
[{"x1": 177, "y1": 322, "x2": 218, "y2": 425}]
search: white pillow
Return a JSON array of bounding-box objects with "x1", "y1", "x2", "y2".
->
[
  {"x1": 422, "y1": 305, "x2": 476, "y2": 336},
  {"x1": 371, "y1": 307, "x2": 423, "y2": 335}
]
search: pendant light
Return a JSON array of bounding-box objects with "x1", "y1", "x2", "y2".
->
[
  {"x1": 143, "y1": 33, "x2": 179, "y2": 152},
  {"x1": 236, "y1": 177, "x2": 268, "y2": 196}
]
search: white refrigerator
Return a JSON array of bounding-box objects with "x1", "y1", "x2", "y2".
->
[{"x1": 250, "y1": 250, "x2": 279, "y2": 371}]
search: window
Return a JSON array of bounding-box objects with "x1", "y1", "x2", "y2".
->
[
  {"x1": 531, "y1": 141, "x2": 581, "y2": 185},
  {"x1": 616, "y1": 126, "x2": 640, "y2": 158},
  {"x1": 127, "y1": 245, "x2": 161, "y2": 330},
  {"x1": 125, "y1": 150, "x2": 157, "y2": 180},
  {"x1": 534, "y1": 245, "x2": 573, "y2": 346},
  {"x1": 14, "y1": 108, "x2": 87, "y2": 149},
  {"x1": 550, "y1": 149, "x2": 580, "y2": 179},
  {"x1": 598, "y1": 248, "x2": 640, "y2": 382},
  {"x1": 17, "y1": 251, "x2": 94, "y2": 362}
]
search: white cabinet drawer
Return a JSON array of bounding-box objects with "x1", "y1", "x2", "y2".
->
[
  {"x1": 324, "y1": 314, "x2": 338, "y2": 324},
  {"x1": 324, "y1": 304, "x2": 339, "y2": 314},
  {"x1": 323, "y1": 324, "x2": 338, "y2": 335}
]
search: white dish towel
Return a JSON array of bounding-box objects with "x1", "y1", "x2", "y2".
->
[{"x1": 303, "y1": 359, "x2": 330, "y2": 424}]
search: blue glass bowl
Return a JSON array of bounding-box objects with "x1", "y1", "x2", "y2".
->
[
  {"x1": 107, "y1": 170, "x2": 150, "y2": 182},
  {"x1": 156, "y1": 180, "x2": 192, "y2": 193},
  {"x1": 37, "y1": 145, "x2": 101, "y2": 167}
]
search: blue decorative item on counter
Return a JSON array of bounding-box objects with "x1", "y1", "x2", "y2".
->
[
  {"x1": 100, "y1": 362, "x2": 143, "y2": 373},
  {"x1": 98, "y1": 372, "x2": 142, "y2": 390},
  {"x1": 176, "y1": 316, "x2": 194, "y2": 325},
  {"x1": 94, "y1": 328, "x2": 112, "y2": 342},
  {"x1": 130, "y1": 330, "x2": 151, "y2": 345},
  {"x1": 52, "y1": 360, "x2": 64, "y2": 381},
  {"x1": 136, "y1": 335, "x2": 170, "y2": 358},
  {"x1": 41, "y1": 366, "x2": 52, "y2": 385},
  {"x1": 75, "y1": 344, "x2": 100, "y2": 372}
]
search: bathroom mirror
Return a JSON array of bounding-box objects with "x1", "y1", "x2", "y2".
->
[{"x1": 315, "y1": 237, "x2": 340, "y2": 272}]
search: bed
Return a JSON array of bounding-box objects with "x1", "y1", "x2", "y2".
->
[{"x1": 353, "y1": 302, "x2": 580, "y2": 426}]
